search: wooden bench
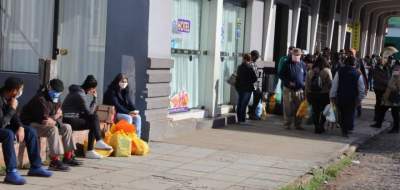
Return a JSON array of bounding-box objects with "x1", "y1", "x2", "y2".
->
[{"x1": 0, "y1": 105, "x2": 115, "y2": 168}]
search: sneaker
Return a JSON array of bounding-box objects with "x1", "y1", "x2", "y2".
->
[
  {"x1": 4, "y1": 170, "x2": 26, "y2": 185},
  {"x1": 49, "y1": 160, "x2": 70, "y2": 172},
  {"x1": 86, "y1": 150, "x2": 104, "y2": 159},
  {"x1": 28, "y1": 167, "x2": 53, "y2": 177},
  {"x1": 63, "y1": 157, "x2": 83, "y2": 167},
  {"x1": 94, "y1": 140, "x2": 113, "y2": 150}
]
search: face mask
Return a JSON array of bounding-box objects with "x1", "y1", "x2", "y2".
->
[
  {"x1": 119, "y1": 82, "x2": 128, "y2": 89},
  {"x1": 393, "y1": 71, "x2": 400, "y2": 76},
  {"x1": 15, "y1": 90, "x2": 23, "y2": 99},
  {"x1": 292, "y1": 55, "x2": 301, "y2": 63},
  {"x1": 48, "y1": 90, "x2": 61, "y2": 103}
]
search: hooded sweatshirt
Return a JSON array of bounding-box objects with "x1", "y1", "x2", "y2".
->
[{"x1": 62, "y1": 85, "x2": 96, "y2": 118}]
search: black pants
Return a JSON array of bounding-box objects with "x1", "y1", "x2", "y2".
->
[
  {"x1": 374, "y1": 90, "x2": 385, "y2": 121},
  {"x1": 248, "y1": 90, "x2": 262, "y2": 118},
  {"x1": 376, "y1": 105, "x2": 399, "y2": 129},
  {"x1": 63, "y1": 114, "x2": 102, "y2": 151},
  {"x1": 337, "y1": 102, "x2": 356, "y2": 135},
  {"x1": 308, "y1": 93, "x2": 330, "y2": 133}
]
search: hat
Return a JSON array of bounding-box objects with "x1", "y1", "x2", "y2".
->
[
  {"x1": 292, "y1": 48, "x2": 302, "y2": 56},
  {"x1": 49, "y1": 79, "x2": 64, "y2": 92}
]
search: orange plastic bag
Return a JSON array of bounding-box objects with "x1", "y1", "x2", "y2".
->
[
  {"x1": 128, "y1": 133, "x2": 149, "y2": 156},
  {"x1": 296, "y1": 100, "x2": 309, "y2": 118},
  {"x1": 111, "y1": 120, "x2": 136, "y2": 134}
]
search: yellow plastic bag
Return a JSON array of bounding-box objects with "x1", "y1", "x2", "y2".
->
[
  {"x1": 128, "y1": 133, "x2": 150, "y2": 156},
  {"x1": 83, "y1": 140, "x2": 113, "y2": 157},
  {"x1": 296, "y1": 100, "x2": 309, "y2": 118},
  {"x1": 109, "y1": 131, "x2": 132, "y2": 157}
]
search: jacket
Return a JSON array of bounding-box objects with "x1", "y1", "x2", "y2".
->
[
  {"x1": 330, "y1": 66, "x2": 365, "y2": 104},
  {"x1": 21, "y1": 91, "x2": 61, "y2": 124},
  {"x1": 62, "y1": 85, "x2": 96, "y2": 117},
  {"x1": 383, "y1": 73, "x2": 400, "y2": 107},
  {"x1": 305, "y1": 68, "x2": 333, "y2": 94},
  {"x1": 0, "y1": 89, "x2": 22, "y2": 129},
  {"x1": 235, "y1": 62, "x2": 258, "y2": 92},
  {"x1": 103, "y1": 88, "x2": 136, "y2": 114},
  {"x1": 372, "y1": 64, "x2": 390, "y2": 91},
  {"x1": 278, "y1": 59, "x2": 307, "y2": 91}
]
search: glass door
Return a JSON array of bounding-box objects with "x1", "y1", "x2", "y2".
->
[
  {"x1": 219, "y1": 2, "x2": 245, "y2": 104},
  {"x1": 170, "y1": 0, "x2": 202, "y2": 109},
  {"x1": 56, "y1": 0, "x2": 108, "y2": 100}
]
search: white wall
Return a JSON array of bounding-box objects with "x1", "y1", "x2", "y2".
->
[
  {"x1": 148, "y1": 0, "x2": 172, "y2": 58},
  {"x1": 244, "y1": 0, "x2": 265, "y2": 53}
]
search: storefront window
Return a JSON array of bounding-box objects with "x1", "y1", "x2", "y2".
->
[
  {"x1": 0, "y1": 0, "x2": 54, "y2": 73},
  {"x1": 170, "y1": 0, "x2": 202, "y2": 110},
  {"x1": 219, "y1": 2, "x2": 245, "y2": 104}
]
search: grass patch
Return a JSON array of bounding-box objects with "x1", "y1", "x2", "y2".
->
[{"x1": 280, "y1": 155, "x2": 354, "y2": 190}]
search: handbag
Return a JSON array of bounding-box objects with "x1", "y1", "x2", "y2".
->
[{"x1": 227, "y1": 72, "x2": 237, "y2": 86}]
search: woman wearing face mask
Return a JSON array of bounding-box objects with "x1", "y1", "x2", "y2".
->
[{"x1": 103, "y1": 73, "x2": 142, "y2": 138}]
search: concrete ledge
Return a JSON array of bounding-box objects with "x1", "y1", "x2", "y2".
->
[{"x1": 167, "y1": 109, "x2": 207, "y2": 121}]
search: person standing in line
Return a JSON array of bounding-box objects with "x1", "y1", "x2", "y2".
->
[
  {"x1": 305, "y1": 57, "x2": 332, "y2": 134},
  {"x1": 248, "y1": 50, "x2": 263, "y2": 120},
  {"x1": 370, "y1": 56, "x2": 391, "y2": 124},
  {"x1": 330, "y1": 57, "x2": 366, "y2": 137},
  {"x1": 278, "y1": 48, "x2": 307, "y2": 130},
  {"x1": 235, "y1": 54, "x2": 257, "y2": 123}
]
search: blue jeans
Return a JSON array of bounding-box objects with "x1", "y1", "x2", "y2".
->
[
  {"x1": 116, "y1": 113, "x2": 142, "y2": 138},
  {"x1": 237, "y1": 91, "x2": 252, "y2": 122},
  {"x1": 0, "y1": 125, "x2": 42, "y2": 172}
]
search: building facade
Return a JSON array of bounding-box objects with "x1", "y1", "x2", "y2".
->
[{"x1": 1, "y1": 0, "x2": 399, "y2": 141}]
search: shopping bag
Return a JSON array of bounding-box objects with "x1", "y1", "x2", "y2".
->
[
  {"x1": 109, "y1": 131, "x2": 132, "y2": 157},
  {"x1": 323, "y1": 104, "x2": 336, "y2": 123},
  {"x1": 266, "y1": 94, "x2": 276, "y2": 114},
  {"x1": 296, "y1": 100, "x2": 309, "y2": 118},
  {"x1": 261, "y1": 101, "x2": 268, "y2": 120},
  {"x1": 255, "y1": 100, "x2": 263, "y2": 118},
  {"x1": 111, "y1": 120, "x2": 136, "y2": 134},
  {"x1": 275, "y1": 79, "x2": 282, "y2": 104},
  {"x1": 129, "y1": 133, "x2": 150, "y2": 156}
]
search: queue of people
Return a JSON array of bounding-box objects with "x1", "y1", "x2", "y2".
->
[
  {"x1": 0, "y1": 73, "x2": 141, "y2": 185},
  {"x1": 234, "y1": 46, "x2": 400, "y2": 138}
]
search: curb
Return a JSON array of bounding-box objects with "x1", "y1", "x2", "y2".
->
[{"x1": 283, "y1": 122, "x2": 391, "y2": 188}]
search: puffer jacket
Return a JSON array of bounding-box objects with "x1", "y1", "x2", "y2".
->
[{"x1": 383, "y1": 73, "x2": 400, "y2": 107}]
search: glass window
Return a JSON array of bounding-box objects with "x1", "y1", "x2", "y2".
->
[{"x1": 0, "y1": 0, "x2": 54, "y2": 73}]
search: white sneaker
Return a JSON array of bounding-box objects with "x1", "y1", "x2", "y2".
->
[
  {"x1": 94, "y1": 140, "x2": 113, "y2": 150},
  {"x1": 85, "y1": 150, "x2": 104, "y2": 159}
]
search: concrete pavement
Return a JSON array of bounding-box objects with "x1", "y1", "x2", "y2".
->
[{"x1": 0, "y1": 93, "x2": 388, "y2": 190}]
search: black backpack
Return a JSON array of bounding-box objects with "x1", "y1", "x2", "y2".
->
[{"x1": 310, "y1": 68, "x2": 322, "y2": 92}]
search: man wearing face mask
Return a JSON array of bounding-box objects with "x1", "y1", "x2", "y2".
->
[
  {"x1": 278, "y1": 48, "x2": 307, "y2": 130},
  {"x1": 21, "y1": 79, "x2": 79, "y2": 172},
  {"x1": 0, "y1": 77, "x2": 53, "y2": 185}
]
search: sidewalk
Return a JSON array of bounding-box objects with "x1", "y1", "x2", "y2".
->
[{"x1": 0, "y1": 93, "x2": 387, "y2": 190}]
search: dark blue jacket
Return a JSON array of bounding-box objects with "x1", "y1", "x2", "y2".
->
[
  {"x1": 337, "y1": 66, "x2": 360, "y2": 105},
  {"x1": 279, "y1": 59, "x2": 307, "y2": 91},
  {"x1": 103, "y1": 88, "x2": 136, "y2": 114}
]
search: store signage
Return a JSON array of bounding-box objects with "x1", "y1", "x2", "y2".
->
[
  {"x1": 176, "y1": 19, "x2": 191, "y2": 33},
  {"x1": 352, "y1": 22, "x2": 361, "y2": 51},
  {"x1": 169, "y1": 91, "x2": 190, "y2": 113}
]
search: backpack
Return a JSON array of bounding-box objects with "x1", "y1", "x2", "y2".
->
[{"x1": 310, "y1": 68, "x2": 322, "y2": 92}]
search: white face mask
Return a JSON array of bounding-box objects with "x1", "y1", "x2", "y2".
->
[
  {"x1": 15, "y1": 90, "x2": 23, "y2": 99},
  {"x1": 119, "y1": 82, "x2": 128, "y2": 89},
  {"x1": 393, "y1": 71, "x2": 400, "y2": 76}
]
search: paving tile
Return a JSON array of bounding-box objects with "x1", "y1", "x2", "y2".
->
[
  {"x1": 225, "y1": 185, "x2": 266, "y2": 190},
  {"x1": 214, "y1": 168, "x2": 257, "y2": 178},
  {"x1": 166, "y1": 168, "x2": 208, "y2": 178},
  {"x1": 168, "y1": 178, "x2": 234, "y2": 190},
  {"x1": 178, "y1": 163, "x2": 223, "y2": 173},
  {"x1": 202, "y1": 173, "x2": 248, "y2": 183},
  {"x1": 171, "y1": 147, "x2": 218, "y2": 159}
]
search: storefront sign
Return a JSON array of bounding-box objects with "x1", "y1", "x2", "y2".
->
[
  {"x1": 169, "y1": 91, "x2": 189, "y2": 113},
  {"x1": 352, "y1": 22, "x2": 361, "y2": 51},
  {"x1": 176, "y1": 19, "x2": 191, "y2": 33}
]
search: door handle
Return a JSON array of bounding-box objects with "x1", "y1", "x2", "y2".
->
[{"x1": 55, "y1": 48, "x2": 68, "y2": 56}]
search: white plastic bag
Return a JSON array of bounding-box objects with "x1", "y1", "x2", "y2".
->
[{"x1": 323, "y1": 104, "x2": 336, "y2": 122}]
